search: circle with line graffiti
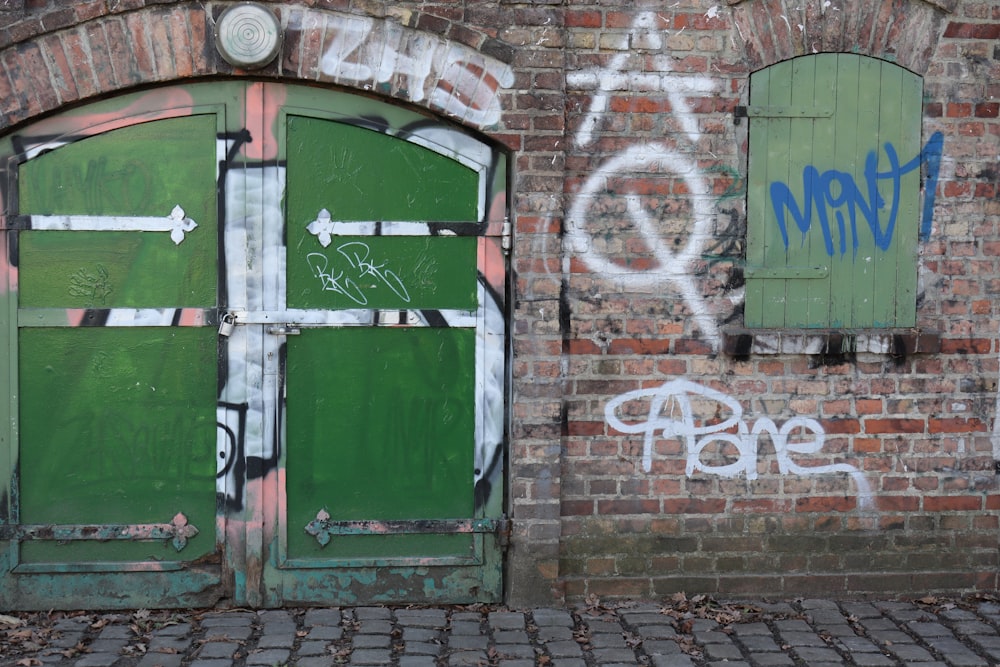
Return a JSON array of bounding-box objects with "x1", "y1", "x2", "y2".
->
[{"x1": 215, "y1": 3, "x2": 282, "y2": 69}]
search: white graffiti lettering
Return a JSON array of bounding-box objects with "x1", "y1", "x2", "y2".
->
[
  {"x1": 564, "y1": 12, "x2": 724, "y2": 347},
  {"x1": 318, "y1": 15, "x2": 513, "y2": 127},
  {"x1": 307, "y1": 243, "x2": 411, "y2": 306},
  {"x1": 605, "y1": 380, "x2": 872, "y2": 509}
]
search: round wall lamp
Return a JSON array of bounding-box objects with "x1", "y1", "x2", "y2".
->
[{"x1": 215, "y1": 3, "x2": 283, "y2": 69}]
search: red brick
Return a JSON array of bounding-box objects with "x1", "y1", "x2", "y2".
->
[
  {"x1": 796, "y1": 496, "x2": 857, "y2": 513},
  {"x1": 103, "y1": 17, "x2": 140, "y2": 86},
  {"x1": 565, "y1": 420, "x2": 604, "y2": 436},
  {"x1": 674, "y1": 339, "x2": 714, "y2": 355},
  {"x1": 946, "y1": 102, "x2": 973, "y2": 117},
  {"x1": 566, "y1": 339, "x2": 602, "y2": 355},
  {"x1": 84, "y1": 21, "x2": 116, "y2": 90},
  {"x1": 39, "y1": 34, "x2": 77, "y2": 103},
  {"x1": 561, "y1": 500, "x2": 594, "y2": 516},
  {"x1": 565, "y1": 10, "x2": 602, "y2": 28},
  {"x1": 855, "y1": 399, "x2": 883, "y2": 414},
  {"x1": 939, "y1": 338, "x2": 991, "y2": 354},
  {"x1": 864, "y1": 418, "x2": 925, "y2": 434},
  {"x1": 74, "y1": 0, "x2": 106, "y2": 22},
  {"x1": 928, "y1": 418, "x2": 986, "y2": 433},
  {"x1": 167, "y1": 7, "x2": 193, "y2": 78},
  {"x1": 122, "y1": 13, "x2": 157, "y2": 82},
  {"x1": 606, "y1": 339, "x2": 671, "y2": 355},
  {"x1": 60, "y1": 29, "x2": 98, "y2": 98},
  {"x1": 596, "y1": 499, "x2": 660, "y2": 515},
  {"x1": 877, "y1": 496, "x2": 920, "y2": 512},
  {"x1": 730, "y1": 498, "x2": 793, "y2": 514},
  {"x1": 586, "y1": 577, "x2": 651, "y2": 598},
  {"x1": 662, "y1": 498, "x2": 727, "y2": 514},
  {"x1": 823, "y1": 418, "x2": 862, "y2": 434},
  {"x1": 975, "y1": 102, "x2": 999, "y2": 118},
  {"x1": 923, "y1": 496, "x2": 983, "y2": 512},
  {"x1": 943, "y1": 21, "x2": 1000, "y2": 39}
]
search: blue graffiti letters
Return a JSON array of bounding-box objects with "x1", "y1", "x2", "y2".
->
[{"x1": 769, "y1": 132, "x2": 943, "y2": 257}]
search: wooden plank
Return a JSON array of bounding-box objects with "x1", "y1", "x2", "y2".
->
[
  {"x1": 760, "y1": 59, "x2": 795, "y2": 327},
  {"x1": 744, "y1": 65, "x2": 769, "y2": 327},
  {"x1": 879, "y1": 65, "x2": 922, "y2": 326},
  {"x1": 806, "y1": 54, "x2": 840, "y2": 327},
  {"x1": 843, "y1": 55, "x2": 880, "y2": 327},
  {"x1": 782, "y1": 54, "x2": 819, "y2": 327},
  {"x1": 828, "y1": 54, "x2": 863, "y2": 327}
]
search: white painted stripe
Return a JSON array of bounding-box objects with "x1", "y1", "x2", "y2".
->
[{"x1": 30, "y1": 205, "x2": 198, "y2": 245}]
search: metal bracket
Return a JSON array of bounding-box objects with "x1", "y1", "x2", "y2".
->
[
  {"x1": 304, "y1": 509, "x2": 506, "y2": 548},
  {"x1": 25, "y1": 205, "x2": 198, "y2": 245},
  {"x1": 0, "y1": 512, "x2": 199, "y2": 552}
]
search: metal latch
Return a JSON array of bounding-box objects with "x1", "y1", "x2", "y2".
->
[{"x1": 267, "y1": 325, "x2": 301, "y2": 336}]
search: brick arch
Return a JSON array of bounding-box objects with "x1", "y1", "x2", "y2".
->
[
  {"x1": 728, "y1": 0, "x2": 955, "y2": 74},
  {"x1": 0, "y1": 4, "x2": 514, "y2": 132}
]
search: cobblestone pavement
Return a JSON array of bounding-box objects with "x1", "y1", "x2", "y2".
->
[{"x1": 4, "y1": 596, "x2": 1000, "y2": 667}]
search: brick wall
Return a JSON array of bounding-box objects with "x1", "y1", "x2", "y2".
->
[{"x1": 0, "y1": 0, "x2": 997, "y2": 605}]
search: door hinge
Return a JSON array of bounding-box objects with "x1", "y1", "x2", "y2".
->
[
  {"x1": 502, "y1": 219, "x2": 512, "y2": 255},
  {"x1": 497, "y1": 517, "x2": 512, "y2": 548}
]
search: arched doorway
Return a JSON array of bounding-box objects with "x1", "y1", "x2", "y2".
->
[{"x1": 0, "y1": 81, "x2": 508, "y2": 609}]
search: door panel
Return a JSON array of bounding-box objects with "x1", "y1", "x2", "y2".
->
[
  {"x1": 266, "y1": 89, "x2": 506, "y2": 605},
  {"x1": 285, "y1": 327, "x2": 476, "y2": 558},
  {"x1": 0, "y1": 82, "x2": 507, "y2": 609},
  {"x1": 19, "y1": 327, "x2": 217, "y2": 565},
  {"x1": 0, "y1": 100, "x2": 224, "y2": 608}
]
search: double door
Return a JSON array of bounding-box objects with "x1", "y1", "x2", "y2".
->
[{"x1": 0, "y1": 82, "x2": 507, "y2": 608}]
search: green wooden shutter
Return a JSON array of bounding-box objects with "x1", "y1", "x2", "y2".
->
[{"x1": 745, "y1": 54, "x2": 924, "y2": 328}]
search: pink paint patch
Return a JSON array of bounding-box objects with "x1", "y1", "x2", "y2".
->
[
  {"x1": 24, "y1": 88, "x2": 198, "y2": 141},
  {"x1": 0, "y1": 231, "x2": 15, "y2": 295},
  {"x1": 242, "y1": 83, "x2": 286, "y2": 160},
  {"x1": 177, "y1": 308, "x2": 206, "y2": 326},
  {"x1": 65, "y1": 308, "x2": 88, "y2": 327}
]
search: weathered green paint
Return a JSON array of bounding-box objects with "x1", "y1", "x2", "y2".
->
[
  {"x1": 1, "y1": 106, "x2": 223, "y2": 608},
  {"x1": 285, "y1": 114, "x2": 480, "y2": 311},
  {"x1": 286, "y1": 327, "x2": 475, "y2": 561},
  {"x1": 266, "y1": 96, "x2": 503, "y2": 604},
  {"x1": 745, "y1": 54, "x2": 923, "y2": 328},
  {"x1": 18, "y1": 328, "x2": 217, "y2": 564},
  {"x1": 291, "y1": 235, "x2": 478, "y2": 310},
  {"x1": 18, "y1": 116, "x2": 217, "y2": 308},
  {"x1": 285, "y1": 115, "x2": 478, "y2": 222}
]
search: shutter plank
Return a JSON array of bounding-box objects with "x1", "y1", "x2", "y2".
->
[
  {"x1": 883, "y1": 66, "x2": 922, "y2": 326},
  {"x1": 760, "y1": 60, "x2": 795, "y2": 327},
  {"x1": 828, "y1": 54, "x2": 862, "y2": 328},
  {"x1": 744, "y1": 66, "x2": 769, "y2": 327}
]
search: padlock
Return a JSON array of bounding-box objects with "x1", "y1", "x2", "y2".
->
[{"x1": 218, "y1": 312, "x2": 236, "y2": 337}]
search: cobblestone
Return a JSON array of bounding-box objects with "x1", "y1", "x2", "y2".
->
[{"x1": 2, "y1": 597, "x2": 1000, "y2": 666}]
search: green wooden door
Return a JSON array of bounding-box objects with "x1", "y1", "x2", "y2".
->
[
  {"x1": 0, "y1": 109, "x2": 225, "y2": 608},
  {"x1": 745, "y1": 54, "x2": 926, "y2": 328},
  {"x1": 0, "y1": 83, "x2": 507, "y2": 609},
  {"x1": 253, "y1": 88, "x2": 508, "y2": 605}
]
